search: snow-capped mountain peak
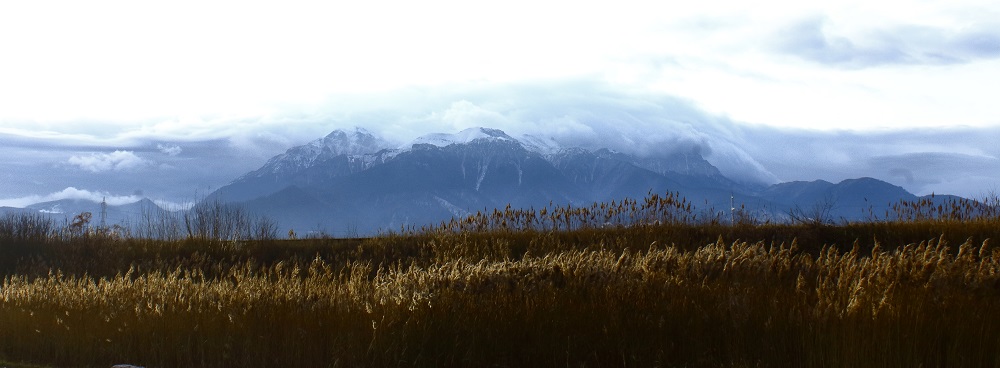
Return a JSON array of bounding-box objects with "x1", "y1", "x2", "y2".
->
[
  {"x1": 203, "y1": 125, "x2": 934, "y2": 235},
  {"x1": 244, "y1": 127, "x2": 392, "y2": 178},
  {"x1": 519, "y1": 134, "x2": 563, "y2": 156},
  {"x1": 317, "y1": 127, "x2": 389, "y2": 157},
  {"x1": 406, "y1": 127, "x2": 517, "y2": 148}
]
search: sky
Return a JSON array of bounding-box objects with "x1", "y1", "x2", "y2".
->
[{"x1": 1, "y1": 0, "x2": 999, "y2": 207}]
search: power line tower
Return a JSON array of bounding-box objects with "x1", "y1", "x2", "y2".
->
[
  {"x1": 100, "y1": 196, "x2": 108, "y2": 229},
  {"x1": 730, "y1": 193, "x2": 735, "y2": 225}
]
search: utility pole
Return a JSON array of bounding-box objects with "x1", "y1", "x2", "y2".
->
[
  {"x1": 100, "y1": 196, "x2": 107, "y2": 229},
  {"x1": 730, "y1": 193, "x2": 735, "y2": 225}
]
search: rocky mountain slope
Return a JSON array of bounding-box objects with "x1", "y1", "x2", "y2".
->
[
  {"x1": 2, "y1": 127, "x2": 956, "y2": 237},
  {"x1": 205, "y1": 127, "x2": 939, "y2": 236}
]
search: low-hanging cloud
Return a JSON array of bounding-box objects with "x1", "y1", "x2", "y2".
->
[
  {"x1": 311, "y1": 80, "x2": 782, "y2": 185},
  {"x1": 740, "y1": 126, "x2": 1000, "y2": 197},
  {"x1": 0, "y1": 187, "x2": 139, "y2": 208},
  {"x1": 438, "y1": 100, "x2": 515, "y2": 131},
  {"x1": 157, "y1": 143, "x2": 182, "y2": 156},
  {"x1": 868, "y1": 151, "x2": 1000, "y2": 197},
  {"x1": 366, "y1": 80, "x2": 999, "y2": 197},
  {"x1": 67, "y1": 150, "x2": 148, "y2": 172},
  {"x1": 4, "y1": 77, "x2": 999, "y2": 206},
  {"x1": 0, "y1": 187, "x2": 194, "y2": 210}
]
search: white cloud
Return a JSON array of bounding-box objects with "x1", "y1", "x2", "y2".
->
[
  {"x1": 771, "y1": 16, "x2": 1000, "y2": 68},
  {"x1": 0, "y1": 187, "x2": 195, "y2": 210},
  {"x1": 157, "y1": 143, "x2": 182, "y2": 156},
  {"x1": 439, "y1": 101, "x2": 513, "y2": 131},
  {"x1": 739, "y1": 127, "x2": 1000, "y2": 197},
  {"x1": 0, "y1": 187, "x2": 139, "y2": 208},
  {"x1": 68, "y1": 150, "x2": 148, "y2": 172},
  {"x1": 319, "y1": 81, "x2": 782, "y2": 184},
  {"x1": 1, "y1": 0, "x2": 998, "y2": 133}
]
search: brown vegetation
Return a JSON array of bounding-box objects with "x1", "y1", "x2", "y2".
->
[{"x1": 1, "y1": 193, "x2": 999, "y2": 367}]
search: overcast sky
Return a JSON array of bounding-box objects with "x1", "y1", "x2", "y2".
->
[{"x1": 1, "y1": 0, "x2": 999, "y2": 207}]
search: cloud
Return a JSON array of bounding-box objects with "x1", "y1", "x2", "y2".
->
[
  {"x1": 3, "y1": 76, "x2": 999, "y2": 205},
  {"x1": 310, "y1": 80, "x2": 781, "y2": 184},
  {"x1": 0, "y1": 187, "x2": 140, "y2": 208},
  {"x1": 740, "y1": 126, "x2": 1000, "y2": 197},
  {"x1": 307, "y1": 80, "x2": 996, "y2": 192},
  {"x1": 888, "y1": 168, "x2": 915, "y2": 185},
  {"x1": 439, "y1": 100, "x2": 514, "y2": 131},
  {"x1": 67, "y1": 150, "x2": 148, "y2": 172},
  {"x1": 157, "y1": 143, "x2": 182, "y2": 156},
  {"x1": 773, "y1": 16, "x2": 1000, "y2": 68},
  {"x1": 1, "y1": 0, "x2": 999, "y2": 143},
  {"x1": 0, "y1": 187, "x2": 195, "y2": 210},
  {"x1": 775, "y1": 17, "x2": 909, "y2": 67},
  {"x1": 868, "y1": 152, "x2": 1000, "y2": 197},
  {"x1": 956, "y1": 30, "x2": 1000, "y2": 59}
]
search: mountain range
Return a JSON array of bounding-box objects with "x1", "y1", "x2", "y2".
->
[
  {"x1": 203, "y1": 127, "x2": 948, "y2": 235},
  {"x1": 0, "y1": 198, "x2": 168, "y2": 230},
  {"x1": 2, "y1": 127, "x2": 957, "y2": 237}
]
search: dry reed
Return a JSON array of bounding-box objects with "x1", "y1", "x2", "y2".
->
[{"x1": 1, "y1": 194, "x2": 999, "y2": 367}]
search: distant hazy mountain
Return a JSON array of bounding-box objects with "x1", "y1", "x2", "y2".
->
[
  {"x1": 760, "y1": 177, "x2": 969, "y2": 222},
  {"x1": 759, "y1": 178, "x2": 909, "y2": 220},
  {"x1": 203, "y1": 127, "x2": 947, "y2": 236},
  {"x1": 2, "y1": 127, "x2": 953, "y2": 237},
  {"x1": 1, "y1": 198, "x2": 170, "y2": 229}
]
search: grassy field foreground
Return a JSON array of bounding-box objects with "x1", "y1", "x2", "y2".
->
[{"x1": 1, "y1": 195, "x2": 1000, "y2": 367}]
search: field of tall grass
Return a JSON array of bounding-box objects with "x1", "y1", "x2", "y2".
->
[{"x1": 1, "y1": 193, "x2": 999, "y2": 367}]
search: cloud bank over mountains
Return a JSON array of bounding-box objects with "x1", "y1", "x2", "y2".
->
[
  {"x1": 1, "y1": 80, "x2": 996, "y2": 208},
  {"x1": 1, "y1": 1, "x2": 997, "y2": 213},
  {"x1": 0, "y1": 187, "x2": 189, "y2": 210}
]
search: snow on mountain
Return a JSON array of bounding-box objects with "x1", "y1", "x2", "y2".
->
[
  {"x1": 242, "y1": 127, "x2": 392, "y2": 179},
  {"x1": 205, "y1": 126, "x2": 938, "y2": 235},
  {"x1": 230, "y1": 126, "x2": 737, "y2": 199},
  {"x1": 406, "y1": 127, "x2": 517, "y2": 149},
  {"x1": 321, "y1": 127, "x2": 391, "y2": 156},
  {"x1": 404, "y1": 127, "x2": 566, "y2": 158},
  {"x1": 519, "y1": 134, "x2": 563, "y2": 156}
]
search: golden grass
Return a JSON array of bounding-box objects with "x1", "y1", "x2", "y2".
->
[
  {"x1": 2, "y1": 236, "x2": 999, "y2": 367},
  {"x1": 1, "y1": 194, "x2": 999, "y2": 367}
]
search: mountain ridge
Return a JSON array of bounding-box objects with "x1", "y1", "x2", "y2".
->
[
  {"x1": 3, "y1": 127, "x2": 955, "y2": 236},
  {"x1": 203, "y1": 127, "x2": 943, "y2": 235}
]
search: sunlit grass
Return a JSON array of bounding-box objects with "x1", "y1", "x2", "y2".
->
[{"x1": 1, "y1": 193, "x2": 999, "y2": 367}]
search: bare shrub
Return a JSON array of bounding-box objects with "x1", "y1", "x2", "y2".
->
[{"x1": 183, "y1": 200, "x2": 278, "y2": 241}]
